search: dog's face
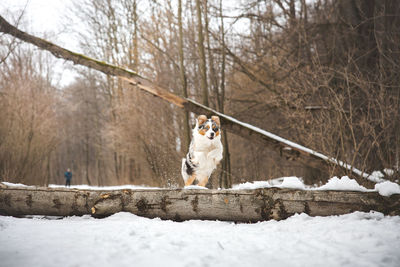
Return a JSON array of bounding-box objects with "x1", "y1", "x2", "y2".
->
[{"x1": 196, "y1": 115, "x2": 221, "y2": 140}]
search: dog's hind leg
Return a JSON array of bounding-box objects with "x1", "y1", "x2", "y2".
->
[
  {"x1": 197, "y1": 176, "x2": 209, "y2": 187},
  {"x1": 185, "y1": 175, "x2": 196, "y2": 186}
]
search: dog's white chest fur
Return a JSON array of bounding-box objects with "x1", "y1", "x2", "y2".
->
[
  {"x1": 181, "y1": 115, "x2": 223, "y2": 187},
  {"x1": 192, "y1": 136, "x2": 222, "y2": 178}
]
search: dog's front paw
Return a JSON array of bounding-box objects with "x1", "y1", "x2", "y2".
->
[
  {"x1": 208, "y1": 149, "x2": 220, "y2": 159},
  {"x1": 191, "y1": 158, "x2": 199, "y2": 165},
  {"x1": 209, "y1": 149, "x2": 223, "y2": 163},
  {"x1": 213, "y1": 157, "x2": 222, "y2": 165}
]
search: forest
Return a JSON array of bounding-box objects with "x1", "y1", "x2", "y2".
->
[{"x1": 0, "y1": 0, "x2": 399, "y2": 189}]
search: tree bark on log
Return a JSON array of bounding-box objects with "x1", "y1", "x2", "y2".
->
[
  {"x1": 1, "y1": 186, "x2": 399, "y2": 222},
  {"x1": 0, "y1": 15, "x2": 376, "y2": 186}
]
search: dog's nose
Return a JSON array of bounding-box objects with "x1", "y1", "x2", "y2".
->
[{"x1": 210, "y1": 132, "x2": 215, "y2": 137}]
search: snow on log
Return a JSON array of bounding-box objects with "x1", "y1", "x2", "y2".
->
[
  {"x1": 1, "y1": 187, "x2": 399, "y2": 222},
  {"x1": 0, "y1": 15, "x2": 379, "y2": 185}
]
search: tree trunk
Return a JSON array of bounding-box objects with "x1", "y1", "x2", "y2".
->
[
  {"x1": 177, "y1": 0, "x2": 191, "y2": 150},
  {"x1": 1, "y1": 185, "x2": 399, "y2": 222},
  {"x1": 132, "y1": 0, "x2": 139, "y2": 72},
  {"x1": 217, "y1": 0, "x2": 232, "y2": 188},
  {"x1": 204, "y1": 0, "x2": 218, "y2": 110},
  {"x1": 195, "y1": 0, "x2": 209, "y2": 106}
]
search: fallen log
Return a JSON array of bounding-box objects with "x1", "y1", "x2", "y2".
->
[{"x1": 1, "y1": 186, "x2": 399, "y2": 222}]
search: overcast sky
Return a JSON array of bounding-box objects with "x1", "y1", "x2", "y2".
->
[
  {"x1": 1, "y1": 0, "x2": 81, "y2": 86},
  {"x1": 1, "y1": 0, "x2": 77, "y2": 47},
  {"x1": 0, "y1": 0, "x2": 249, "y2": 87}
]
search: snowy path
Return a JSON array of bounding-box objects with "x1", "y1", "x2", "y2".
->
[{"x1": 1, "y1": 212, "x2": 399, "y2": 267}]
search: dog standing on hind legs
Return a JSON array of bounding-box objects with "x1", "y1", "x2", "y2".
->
[{"x1": 181, "y1": 115, "x2": 223, "y2": 187}]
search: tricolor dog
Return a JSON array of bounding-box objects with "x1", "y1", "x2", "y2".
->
[{"x1": 181, "y1": 115, "x2": 223, "y2": 187}]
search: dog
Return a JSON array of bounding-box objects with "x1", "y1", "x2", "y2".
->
[{"x1": 181, "y1": 115, "x2": 223, "y2": 187}]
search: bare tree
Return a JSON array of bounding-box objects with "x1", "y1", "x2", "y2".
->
[
  {"x1": 0, "y1": 49, "x2": 59, "y2": 185},
  {"x1": 195, "y1": 0, "x2": 209, "y2": 106},
  {"x1": 1, "y1": 0, "x2": 399, "y2": 188}
]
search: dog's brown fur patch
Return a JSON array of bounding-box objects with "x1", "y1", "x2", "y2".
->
[
  {"x1": 212, "y1": 124, "x2": 220, "y2": 137},
  {"x1": 185, "y1": 175, "x2": 196, "y2": 186},
  {"x1": 211, "y1": 116, "x2": 220, "y2": 126},
  {"x1": 198, "y1": 124, "x2": 210, "y2": 136},
  {"x1": 197, "y1": 115, "x2": 208, "y2": 125},
  {"x1": 198, "y1": 128, "x2": 207, "y2": 135}
]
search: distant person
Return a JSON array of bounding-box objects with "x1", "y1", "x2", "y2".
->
[{"x1": 64, "y1": 168, "x2": 72, "y2": 187}]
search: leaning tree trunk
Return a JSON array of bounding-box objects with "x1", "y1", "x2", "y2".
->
[
  {"x1": 0, "y1": 15, "x2": 381, "y2": 187},
  {"x1": 195, "y1": 0, "x2": 209, "y2": 107},
  {"x1": 1, "y1": 186, "x2": 399, "y2": 222}
]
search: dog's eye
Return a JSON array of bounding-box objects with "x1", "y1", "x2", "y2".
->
[{"x1": 213, "y1": 126, "x2": 219, "y2": 132}]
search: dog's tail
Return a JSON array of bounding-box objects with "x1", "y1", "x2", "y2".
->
[{"x1": 181, "y1": 158, "x2": 188, "y2": 182}]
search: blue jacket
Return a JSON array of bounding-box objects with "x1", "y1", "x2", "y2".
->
[{"x1": 64, "y1": 171, "x2": 72, "y2": 180}]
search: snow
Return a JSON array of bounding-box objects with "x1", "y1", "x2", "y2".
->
[
  {"x1": 184, "y1": 185, "x2": 208, "y2": 190},
  {"x1": 232, "y1": 181, "x2": 271, "y2": 190},
  {"x1": 374, "y1": 181, "x2": 400, "y2": 197},
  {"x1": 232, "y1": 176, "x2": 400, "y2": 196},
  {"x1": 186, "y1": 175, "x2": 397, "y2": 196},
  {"x1": 1, "y1": 182, "x2": 36, "y2": 188},
  {"x1": 384, "y1": 169, "x2": 395, "y2": 177},
  {"x1": 3, "y1": 174, "x2": 400, "y2": 197},
  {"x1": 1, "y1": 179, "x2": 399, "y2": 266},
  {"x1": 48, "y1": 184, "x2": 160, "y2": 190},
  {"x1": 316, "y1": 176, "x2": 368, "y2": 192},
  {"x1": 231, "y1": 177, "x2": 305, "y2": 190},
  {"x1": 0, "y1": 211, "x2": 399, "y2": 267},
  {"x1": 279, "y1": 176, "x2": 306, "y2": 190}
]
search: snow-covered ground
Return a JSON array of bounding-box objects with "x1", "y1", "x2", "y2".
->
[
  {"x1": 0, "y1": 211, "x2": 399, "y2": 267},
  {"x1": 1, "y1": 176, "x2": 400, "y2": 266}
]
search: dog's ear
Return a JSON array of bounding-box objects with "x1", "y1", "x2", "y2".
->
[
  {"x1": 197, "y1": 115, "x2": 208, "y2": 126},
  {"x1": 211, "y1": 116, "x2": 220, "y2": 126}
]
